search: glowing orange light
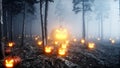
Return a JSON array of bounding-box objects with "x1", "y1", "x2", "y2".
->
[
  {"x1": 37, "y1": 41, "x2": 42, "y2": 45},
  {"x1": 53, "y1": 27, "x2": 68, "y2": 41},
  {"x1": 45, "y1": 46, "x2": 52, "y2": 53},
  {"x1": 5, "y1": 58, "x2": 14, "y2": 68},
  {"x1": 88, "y1": 43, "x2": 95, "y2": 49},
  {"x1": 47, "y1": 36, "x2": 50, "y2": 40},
  {"x1": 8, "y1": 42, "x2": 14, "y2": 47},
  {"x1": 81, "y1": 39, "x2": 85, "y2": 44},
  {"x1": 35, "y1": 37, "x2": 38, "y2": 40},
  {"x1": 65, "y1": 40, "x2": 69, "y2": 44},
  {"x1": 73, "y1": 38, "x2": 77, "y2": 42},
  {"x1": 111, "y1": 40, "x2": 115, "y2": 44},
  {"x1": 54, "y1": 41, "x2": 58, "y2": 45},
  {"x1": 61, "y1": 44, "x2": 67, "y2": 49},
  {"x1": 58, "y1": 48, "x2": 66, "y2": 56}
]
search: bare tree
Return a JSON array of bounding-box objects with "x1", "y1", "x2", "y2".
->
[{"x1": 0, "y1": 0, "x2": 4, "y2": 59}]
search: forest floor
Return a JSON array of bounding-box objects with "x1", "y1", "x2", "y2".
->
[{"x1": 0, "y1": 38, "x2": 120, "y2": 68}]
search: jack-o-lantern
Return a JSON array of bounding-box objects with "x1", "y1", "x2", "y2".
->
[
  {"x1": 58, "y1": 48, "x2": 66, "y2": 56},
  {"x1": 8, "y1": 42, "x2": 15, "y2": 47},
  {"x1": 4, "y1": 56, "x2": 21, "y2": 68},
  {"x1": 4, "y1": 57, "x2": 14, "y2": 68},
  {"x1": 45, "y1": 46, "x2": 53, "y2": 54}
]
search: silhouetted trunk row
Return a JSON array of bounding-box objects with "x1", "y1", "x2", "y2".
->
[
  {"x1": 40, "y1": 0, "x2": 45, "y2": 49},
  {"x1": 44, "y1": 0, "x2": 48, "y2": 45},
  {"x1": 0, "y1": 0, "x2": 4, "y2": 59},
  {"x1": 40, "y1": 0, "x2": 49, "y2": 49},
  {"x1": 21, "y1": 1, "x2": 26, "y2": 46},
  {"x1": 82, "y1": 0, "x2": 85, "y2": 40}
]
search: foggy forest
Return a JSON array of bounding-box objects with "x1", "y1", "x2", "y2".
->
[{"x1": 0, "y1": 0, "x2": 120, "y2": 68}]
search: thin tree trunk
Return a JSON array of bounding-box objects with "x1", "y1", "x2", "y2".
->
[
  {"x1": 30, "y1": 22, "x2": 32, "y2": 39},
  {"x1": 10, "y1": 5, "x2": 13, "y2": 41},
  {"x1": 40, "y1": 0, "x2": 44, "y2": 49},
  {"x1": 21, "y1": 1, "x2": 25, "y2": 46},
  {"x1": 82, "y1": 0, "x2": 85, "y2": 40},
  {"x1": 44, "y1": 0, "x2": 48, "y2": 45},
  {"x1": 0, "y1": 0, "x2": 4, "y2": 59}
]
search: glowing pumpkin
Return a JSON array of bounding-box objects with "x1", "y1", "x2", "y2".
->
[
  {"x1": 45, "y1": 46, "x2": 52, "y2": 54},
  {"x1": 8, "y1": 42, "x2": 15, "y2": 47},
  {"x1": 80, "y1": 39, "x2": 85, "y2": 44},
  {"x1": 73, "y1": 38, "x2": 77, "y2": 42},
  {"x1": 58, "y1": 48, "x2": 66, "y2": 56},
  {"x1": 52, "y1": 27, "x2": 69, "y2": 42},
  {"x1": 61, "y1": 44, "x2": 67, "y2": 49},
  {"x1": 88, "y1": 42, "x2": 95, "y2": 49},
  {"x1": 37, "y1": 41, "x2": 42, "y2": 46},
  {"x1": 5, "y1": 58, "x2": 14, "y2": 68}
]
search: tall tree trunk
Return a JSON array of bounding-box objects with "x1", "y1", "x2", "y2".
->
[
  {"x1": 30, "y1": 22, "x2": 32, "y2": 39},
  {"x1": 10, "y1": 5, "x2": 13, "y2": 41},
  {"x1": 21, "y1": 1, "x2": 25, "y2": 46},
  {"x1": 0, "y1": 0, "x2": 4, "y2": 59},
  {"x1": 40, "y1": 0, "x2": 44, "y2": 49},
  {"x1": 82, "y1": 0, "x2": 86, "y2": 40},
  {"x1": 44, "y1": 0, "x2": 48, "y2": 45}
]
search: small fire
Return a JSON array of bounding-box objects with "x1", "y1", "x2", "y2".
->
[
  {"x1": 45, "y1": 46, "x2": 52, "y2": 53},
  {"x1": 65, "y1": 40, "x2": 69, "y2": 44},
  {"x1": 48, "y1": 36, "x2": 50, "y2": 40},
  {"x1": 58, "y1": 48, "x2": 66, "y2": 56},
  {"x1": 61, "y1": 44, "x2": 67, "y2": 49},
  {"x1": 54, "y1": 41, "x2": 58, "y2": 45},
  {"x1": 37, "y1": 41, "x2": 42, "y2": 45},
  {"x1": 73, "y1": 38, "x2": 77, "y2": 42},
  {"x1": 8, "y1": 42, "x2": 14, "y2": 47},
  {"x1": 35, "y1": 37, "x2": 38, "y2": 40},
  {"x1": 5, "y1": 58, "x2": 14, "y2": 68},
  {"x1": 88, "y1": 42, "x2": 95, "y2": 49},
  {"x1": 81, "y1": 39, "x2": 85, "y2": 44}
]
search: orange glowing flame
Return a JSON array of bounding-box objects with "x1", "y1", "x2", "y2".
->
[
  {"x1": 73, "y1": 38, "x2": 77, "y2": 42},
  {"x1": 58, "y1": 48, "x2": 66, "y2": 56},
  {"x1": 53, "y1": 28, "x2": 68, "y2": 41},
  {"x1": 48, "y1": 36, "x2": 50, "y2": 40},
  {"x1": 5, "y1": 58, "x2": 14, "y2": 68},
  {"x1": 45, "y1": 46, "x2": 52, "y2": 53},
  {"x1": 61, "y1": 44, "x2": 67, "y2": 49},
  {"x1": 37, "y1": 41, "x2": 42, "y2": 45},
  {"x1": 81, "y1": 39, "x2": 85, "y2": 44},
  {"x1": 35, "y1": 37, "x2": 38, "y2": 40},
  {"x1": 65, "y1": 40, "x2": 69, "y2": 44},
  {"x1": 88, "y1": 43, "x2": 95, "y2": 49},
  {"x1": 54, "y1": 41, "x2": 58, "y2": 45},
  {"x1": 8, "y1": 42, "x2": 14, "y2": 47}
]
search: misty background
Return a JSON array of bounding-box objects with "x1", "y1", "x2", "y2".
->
[{"x1": 13, "y1": 0, "x2": 120, "y2": 39}]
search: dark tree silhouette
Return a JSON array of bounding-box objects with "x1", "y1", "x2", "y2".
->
[{"x1": 73, "y1": 0, "x2": 94, "y2": 41}]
